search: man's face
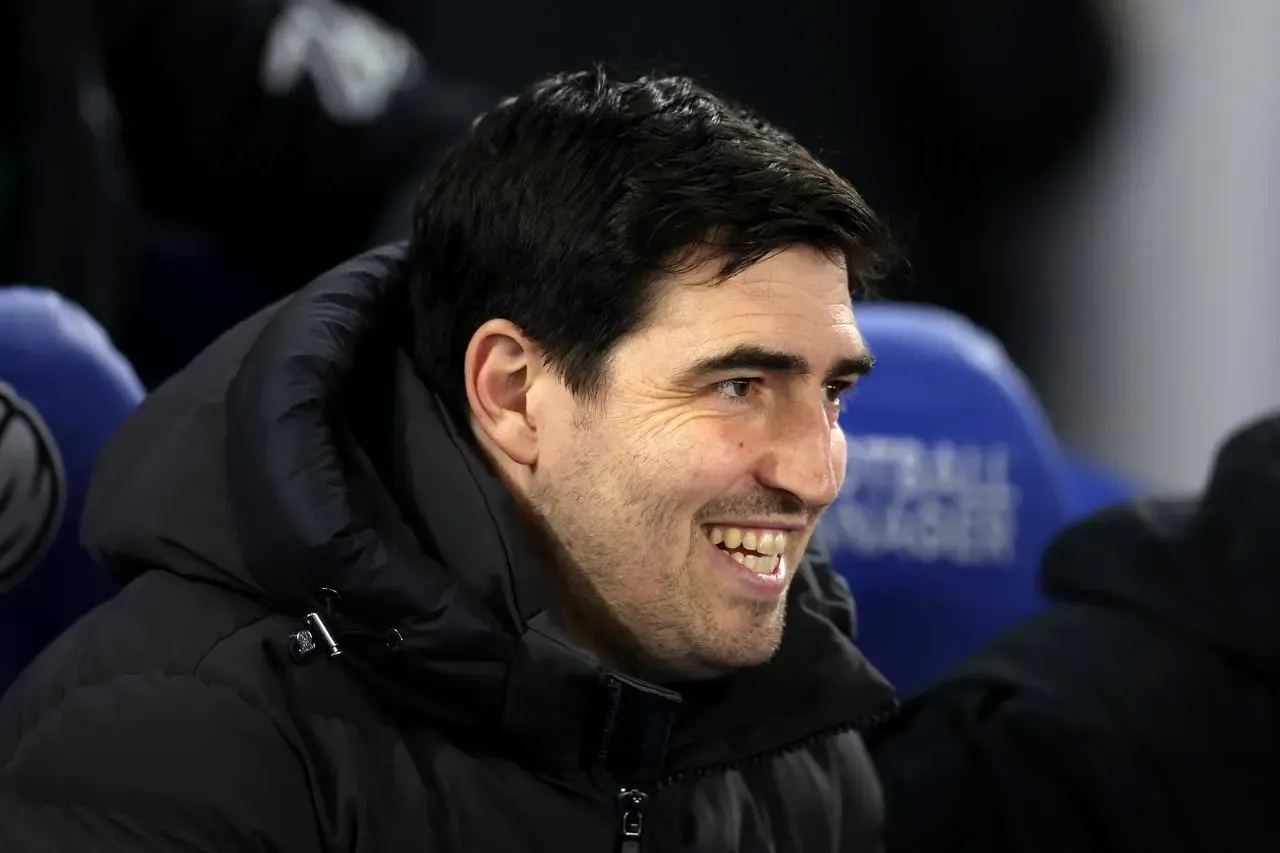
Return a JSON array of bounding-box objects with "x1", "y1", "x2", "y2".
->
[{"x1": 519, "y1": 247, "x2": 869, "y2": 679}]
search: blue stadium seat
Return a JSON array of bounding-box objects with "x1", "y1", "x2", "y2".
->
[
  {"x1": 0, "y1": 286, "x2": 144, "y2": 694},
  {"x1": 827, "y1": 304, "x2": 1072, "y2": 695}
]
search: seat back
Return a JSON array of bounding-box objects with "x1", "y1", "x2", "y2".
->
[
  {"x1": 827, "y1": 304, "x2": 1070, "y2": 694},
  {"x1": 0, "y1": 286, "x2": 144, "y2": 693}
]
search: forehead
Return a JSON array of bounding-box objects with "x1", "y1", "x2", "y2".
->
[{"x1": 632, "y1": 246, "x2": 864, "y2": 365}]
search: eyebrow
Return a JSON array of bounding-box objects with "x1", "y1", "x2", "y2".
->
[{"x1": 680, "y1": 343, "x2": 875, "y2": 384}]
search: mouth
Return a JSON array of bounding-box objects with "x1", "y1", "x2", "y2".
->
[{"x1": 703, "y1": 525, "x2": 792, "y2": 576}]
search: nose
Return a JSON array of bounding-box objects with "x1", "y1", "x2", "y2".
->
[{"x1": 755, "y1": 398, "x2": 843, "y2": 509}]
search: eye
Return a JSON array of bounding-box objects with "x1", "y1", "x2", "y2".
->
[
  {"x1": 824, "y1": 381, "x2": 854, "y2": 410},
  {"x1": 713, "y1": 378, "x2": 759, "y2": 402}
]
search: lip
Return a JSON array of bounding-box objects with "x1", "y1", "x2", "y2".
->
[
  {"x1": 700, "y1": 520, "x2": 807, "y2": 532},
  {"x1": 700, "y1": 536, "x2": 790, "y2": 599}
]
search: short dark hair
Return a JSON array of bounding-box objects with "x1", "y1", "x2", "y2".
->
[{"x1": 409, "y1": 68, "x2": 894, "y2": 422}]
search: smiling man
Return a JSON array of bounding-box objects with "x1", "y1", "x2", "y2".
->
[
  {"x1": 491, "y1": 247, "x2": 878, "y2": 683},
  {"x1": 0, "y1": 70, "x2": 897, "y2": 852}
]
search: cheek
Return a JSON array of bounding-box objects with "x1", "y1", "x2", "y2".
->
[
  {"x1": 676, "y1": 427, "x2": 765, "y2": 501},
  {"x1": 623, "y1": 423, "x2": 746, "y2": 508}
]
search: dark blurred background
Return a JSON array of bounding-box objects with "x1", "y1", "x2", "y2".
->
[{"x1": 7, "y1": 0, "x2": 1278, "y2": 489}]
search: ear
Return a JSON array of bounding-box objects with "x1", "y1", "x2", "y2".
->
[{"x1": 464, "y1": 319, "x2": 541, "y2": 466}]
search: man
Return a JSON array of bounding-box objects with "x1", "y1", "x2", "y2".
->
[
  {"x1": 0, "y1": 70, "x2": 897, "y2": 851},
  {"x1": 869, "y1": 412, "x2": 1280, "y2": 852}
]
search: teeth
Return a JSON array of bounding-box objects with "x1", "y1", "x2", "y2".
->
[
  {"x1": 742, "y1": 554, "x2": 782, "y2": 575},
  {"x1": 706, "y1": 526, "x2": 790, "y2": 556}
]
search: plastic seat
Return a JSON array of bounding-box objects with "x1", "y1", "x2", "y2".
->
[
  {"x1": 828, "y1": 304, "x2": 1071, "y2": 694},
  {"x1": 0, "y1": 286, "x2": 144, "y2": 694}
]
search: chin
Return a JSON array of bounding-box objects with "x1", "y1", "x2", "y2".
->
[
  {"x1": 677, "y1": 647, "x2": 779, "y2": 681},
  {"x1": 694, "y1": 616, "x2": 786, "y2": 676}
]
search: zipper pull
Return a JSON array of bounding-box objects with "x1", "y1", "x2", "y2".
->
[{"x1": 616, "y1": 788, "x2": 649, "y2": 853}]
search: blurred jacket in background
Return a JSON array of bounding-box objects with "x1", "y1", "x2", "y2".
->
[
  {"x1": 4, "y1": 0, "x2": 489, "y2": 336},
  {"x1": 868, "y1": 412, "x2": 1280, "y2": 852}
]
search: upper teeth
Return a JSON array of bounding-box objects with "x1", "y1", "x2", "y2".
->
[{"x1": 707, "y1": 526, "x2": 789, "y2": 556}]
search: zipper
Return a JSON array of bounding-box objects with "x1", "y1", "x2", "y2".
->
[
  {"x1": 610, "y1": 701, "x2": 897, "y2": 850},
  {"x1": 616, "y1": 788, "x2": 649, "y2": 853}
]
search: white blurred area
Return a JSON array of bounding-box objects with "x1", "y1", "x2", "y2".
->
[{"x1": 1022, "y1": 0, "x2": 1280, "y2": 491}]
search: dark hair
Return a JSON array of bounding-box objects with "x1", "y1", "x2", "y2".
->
[{"x1": 409, "y1": 68, "x2": 894, "y2": 422}]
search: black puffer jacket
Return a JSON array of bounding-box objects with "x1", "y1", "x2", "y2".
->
[
  {"x1": 0, "y1": 245, "x2": 895, "y2": 852},
  {"x1": 870, "y1": 413, "x2": 1280, "y2": 852}
]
